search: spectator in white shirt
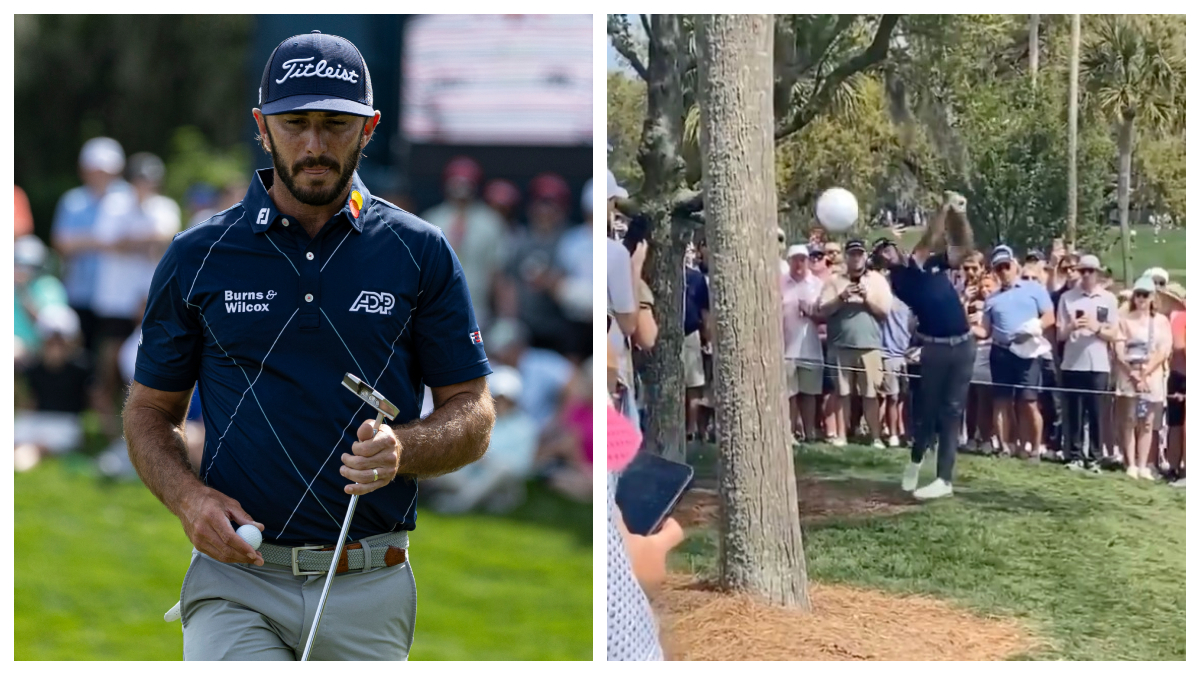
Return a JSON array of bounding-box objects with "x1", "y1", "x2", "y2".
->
[
  {"x1": 781, "y1": 244, "x2": 825, "y2": 440},
  {"x1": 91, "y1": 152, "x2": 179, "y2": 434}
]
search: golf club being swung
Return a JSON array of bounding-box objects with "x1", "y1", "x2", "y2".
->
[{"x1": 301, "y1": 374, "x2": 398, "y2": 661}]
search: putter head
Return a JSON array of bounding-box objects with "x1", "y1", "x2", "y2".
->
[{"x1": 342, "y1": 373, "x2": 398, "y2": 421}]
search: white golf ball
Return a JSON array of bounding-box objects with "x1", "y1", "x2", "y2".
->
[
  {"x1": 816, "y1": 187, "x2": 859, "y2": 232},
  {"x1": 237, "y1": 524, "x2": 263, "y2": 550}
]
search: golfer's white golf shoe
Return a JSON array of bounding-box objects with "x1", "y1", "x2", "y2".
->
[{"x1": 913, "y1": 478, "x2": 953, "y2": 501}]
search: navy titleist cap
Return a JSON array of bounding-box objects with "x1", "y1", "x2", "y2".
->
[{"x1": 259, "y1": 30, "x2": 374, "y2": 117}]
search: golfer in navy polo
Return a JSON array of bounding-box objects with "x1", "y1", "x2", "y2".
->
[
  {"x1": 123, "y1": 32, "x2": 496, "y2": 661},
  {"x1": 874, "y1": 192, "x2": 976, "y2": 501}
]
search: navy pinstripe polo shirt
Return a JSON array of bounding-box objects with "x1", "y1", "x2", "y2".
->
[{"x1": 135, "y1": 168, "x2": 491, "y2": 545}]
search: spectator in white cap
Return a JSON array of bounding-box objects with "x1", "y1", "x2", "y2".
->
[
  {"x1": 781, "y1": 244, "x2": 824, "y2": 440},
  {"x1": 606, "y1": 170, "x2": 641, "y2": 422},
  {"x1": 1143, "y1": 267, "x2": 1169, "y2": 290},
  {"x1": 1056, "y1": 254, "x2": 1120, "y2": 471},
  {"x1": 90, "y1": 152, "x2": 180, "y2": 436},
  {"x1": 50, "y1": 137, "x2": 132, "y2": 353},
  {"x1": 14, "y1": 304, "x2": 93, "y2": 471},
  {"x1": 425, "y1": 365, "x2": 538, "y2": 513}
]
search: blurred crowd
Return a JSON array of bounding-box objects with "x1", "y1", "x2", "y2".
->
[
  {"x1": 605, "y1": 165, "x2": 1186, "y2": 488},
  {"x1": 15, "y1": 138, "x2": 594, "y2": 510}
]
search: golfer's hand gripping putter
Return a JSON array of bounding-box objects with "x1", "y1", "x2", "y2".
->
[{"x1": 300, "y1": 373, "x2": 398, "y2": 661}]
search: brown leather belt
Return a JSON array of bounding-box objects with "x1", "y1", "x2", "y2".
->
[
  {"x1": 258, "y1": 531, "x2": 409, "y2": 576},
  {"x1": 323, "y1": 541, "x2": 406, "y2": 574}
]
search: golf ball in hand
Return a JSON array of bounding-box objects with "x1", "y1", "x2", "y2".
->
[{"x1": 237, "y1": 524, "x2": 263, "y2": 550}]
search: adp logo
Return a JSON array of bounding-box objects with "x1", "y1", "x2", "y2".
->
[{"x1": 349, "y1": 290, "x2": 396, "y2": 315}]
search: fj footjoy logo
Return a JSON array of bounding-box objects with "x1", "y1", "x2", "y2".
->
[
  {"x1": 349, "y1": 291, "x2": 395, "y2": 315},
  {"x1": 469, "y1": 331, "x2": 483, "y2": 345},
  {"x1": 256, "y1": 208, "x2": 270, "y2": 225},
  {"x1": 225, "y1": 290, "x2": 274, "y2": 313},
  {"x1": 276, "y1": 57, "x2": 360, "y2": 85}
]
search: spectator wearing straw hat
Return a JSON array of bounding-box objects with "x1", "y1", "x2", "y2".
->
[{"x1": 1056, "y1": 254, "x2": 1120, "y2": 472}]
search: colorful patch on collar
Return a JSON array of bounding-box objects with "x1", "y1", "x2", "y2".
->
[{"x1": 349, "y1": 190, "x2": 363, "y2": 219}]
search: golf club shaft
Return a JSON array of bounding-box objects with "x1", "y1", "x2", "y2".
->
[{"x1": 301, "y1": 410, "x2": 386, "y2": 661}]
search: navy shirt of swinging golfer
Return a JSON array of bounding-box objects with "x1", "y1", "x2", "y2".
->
[
  {"x1": 134, "y1": 168, "x2": 491, "y2": 546},
  {"x1": 887, "y1": 253, "x2": 970, "y2": 338}
]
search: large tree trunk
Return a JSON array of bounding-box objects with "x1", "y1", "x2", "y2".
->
[
  {"x1": 1117, "y1": 114, "x2": 1135, "y2": 285},
  {"x1": 1067, "y1": 13, "x2": 1080, "y2": 247},
  {"x1": 638, "y1": 14, "x2": 693, "y2": 463},
  {"x1": 696, "y1": 13, "x2": 811, "y2": 610},
  {"x1": 1028, "y1": 15, "x2": 1040, "y2": 87}
]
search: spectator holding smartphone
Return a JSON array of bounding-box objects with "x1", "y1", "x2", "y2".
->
[
  {"x1": 607, "y1": 404, "x2": 684, "y2": 661},
  {"x1": 1056, "y1": 255, "x2": 1119, "y2": 471}
]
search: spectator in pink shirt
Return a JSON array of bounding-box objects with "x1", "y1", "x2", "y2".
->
[{"x1": 781, "y1": 244, "x2": 825, "y2": 440}]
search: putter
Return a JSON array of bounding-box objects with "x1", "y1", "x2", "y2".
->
[{"x1": 300, "y1": 373, "x2": 399, "y2": 661}]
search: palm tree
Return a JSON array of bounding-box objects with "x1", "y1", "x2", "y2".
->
[{"x1": 1081, "y1": 15, "x2": 1184, "y2": 284}]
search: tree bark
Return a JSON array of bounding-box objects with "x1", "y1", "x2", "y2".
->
[
  {"x1": 1117, "y1": 114, "x2": 1135, "y2": 286},
  {"x1": 637, "y1": 14, "x2": 693, "y2": 463},
  {"x1": 1067, "y1": 13, "x2": 1080, "y2": 247},
  {"x1": 697, "y1": 13, "x2": 811, "y2": 610},
  {"x1": 1028, "y1": 15, "x2": 1040, "y2": 88}
]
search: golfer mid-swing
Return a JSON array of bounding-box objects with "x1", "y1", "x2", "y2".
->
[{"x1": 123, "y1": 32, "x2": 495, "y2": 660}]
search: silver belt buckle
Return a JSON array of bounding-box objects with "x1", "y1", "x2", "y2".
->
[{"x1": 291, "y1": 545, "x2": 327, "y2": 576}]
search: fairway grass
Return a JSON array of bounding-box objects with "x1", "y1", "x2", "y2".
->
[
  {"x1": 675, "y1": 443, "x2": 1186, "y2": 660},
  {"x1": 15, "y1": 456, "x2": 592, "y2": 660}
]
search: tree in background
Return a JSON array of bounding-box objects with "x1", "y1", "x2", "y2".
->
[
  {"x1": 697, "y1": 13, "x2": 810, "y2": 610},
  {"x1": 1081, "y1": 14, "x2": 1185, "y2": 283},
  {"x1": 14, "y1": 15, "x2": 252, "y2": 239}
]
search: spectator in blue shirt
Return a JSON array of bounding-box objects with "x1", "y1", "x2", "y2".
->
[
  {"x1": 982, "y1": 245, "x2": 1056, "y2": 458},
  {"x1": 51, "y1": 137, "x2": 131, "y2": 351}
]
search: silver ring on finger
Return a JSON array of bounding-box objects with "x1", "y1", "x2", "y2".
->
[{"x1": 373, "y1": 468, "x2": 379, "y2": 482}]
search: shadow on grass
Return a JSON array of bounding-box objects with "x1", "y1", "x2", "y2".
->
[{"x1": 952, "y1": 486, "x2": 1074, "y2": 516}]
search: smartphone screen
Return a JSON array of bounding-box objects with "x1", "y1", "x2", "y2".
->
[
  {"x1": 1098, "y1": 307, "x2": 1109, "y2": 323},
  {"x1": 1076, "y1": 309, "x2": 1085, "y2": 319},
  {"x1": 615, "y1": 452, "x2": 695, "y2": 536}
]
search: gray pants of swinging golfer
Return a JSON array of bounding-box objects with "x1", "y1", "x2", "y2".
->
[{"x1": 180, "y1": 532, "x2": 416, "y2": 661}]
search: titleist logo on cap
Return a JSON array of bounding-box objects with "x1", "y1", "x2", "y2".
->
[{"x1": 276, "y1": 57, "x2": 360, "y2": 85}]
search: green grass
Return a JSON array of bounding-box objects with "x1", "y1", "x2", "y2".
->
[
  {"x1": 674, "y1": 442, "x2": 1186, "y2": 660},
  {"x1": 869, "y1": 224, "x2": 1185, "y2": 287},
  {"x1": 14, "y1": 456, "x2": 592, "y2": 660}
]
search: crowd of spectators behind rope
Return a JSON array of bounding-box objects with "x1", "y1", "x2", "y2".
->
[
  {"x1": 604, "y1": 168, "x2": 1186, "y2": 488},
  {"x1": 15, "y1": 138, "x2": 594, "y2": 512}
]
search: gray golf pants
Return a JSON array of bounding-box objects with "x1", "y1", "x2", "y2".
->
[{"x1": 180, "y1": 547, "x2": 417, "y2": 660}]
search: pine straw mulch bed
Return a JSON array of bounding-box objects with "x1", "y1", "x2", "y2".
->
[
  {"x1": 655, "y1": 575, "x2": 1040, "y2": 661},
  {"x1": 660, "y1": 477, "x2": 1039, "y2": 660}
]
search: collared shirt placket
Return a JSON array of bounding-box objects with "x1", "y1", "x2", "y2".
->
[{"x1": 277, "y1": 216, "x2": 334, "y2": 331}]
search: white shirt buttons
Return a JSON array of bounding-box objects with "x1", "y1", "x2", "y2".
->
[
  {"x1": 306, "y1": 252, "x2": 314, "y2": 261},
  {"x1": 304, "y1": 294, "x2": 313, "y2": 303},
  {"x1": 282, "y1": 218, "x2": 290, "y2": 227}
]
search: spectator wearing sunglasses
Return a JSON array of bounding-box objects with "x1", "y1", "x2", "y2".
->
[
  {"x1": 1056, "y1": 255, "x2": 1120, "y2": 472},
  {"x1": 1114, "y1": 276, "x2": 1173, "y2": 479},
  {"x1": 981, "y1": 245, "x2": 1055, "y2": 459}
]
